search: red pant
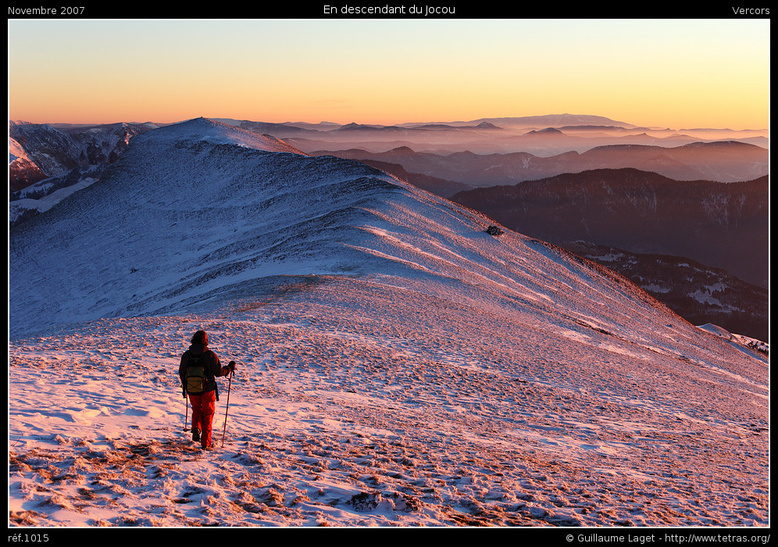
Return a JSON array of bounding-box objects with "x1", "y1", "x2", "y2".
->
[{"x1": 188, "y1": 390, "x2": 217, "y2": 448}]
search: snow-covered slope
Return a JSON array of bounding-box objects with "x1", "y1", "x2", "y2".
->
[
  {"x1": 9, "y1": 117, "x2": 355, "y2": 337},
  {"x1": 9, "y1": 135, "x2": 47, "y2": 189},
  {"x1": 8, "y1": 118, "x2": 769, "y2": 527}
]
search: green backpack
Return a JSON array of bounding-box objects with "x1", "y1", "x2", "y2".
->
[{"x1": 185, "y1": 352, "x2": 208, "y2": 395}]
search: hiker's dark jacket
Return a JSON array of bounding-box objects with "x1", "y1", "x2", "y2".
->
[{"x1": 179, "y1": 343, "x2": 231, "y2": 395}]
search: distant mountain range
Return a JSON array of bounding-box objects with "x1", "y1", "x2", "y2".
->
[
  {"x1": 450, "y1": 167, "x2": 768, "y2": 286},
  {"x1": 461, "y1": 114, "x2": 637, "y2": 128},
  {"x1": 207, "y1": 114, "x2": 769, "y2": 155},
  {"x1": 321, "y1": 140, "x2": 768, "y2": 185},
  {"x1": 10, "y1": 115, "x2": 767, "y2": 196}
]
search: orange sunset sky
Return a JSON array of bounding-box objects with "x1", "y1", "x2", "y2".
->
[{"x1": 7, "y1": 18, "x2": 770, "y2": 130}]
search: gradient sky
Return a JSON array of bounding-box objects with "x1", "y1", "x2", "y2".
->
[{"x1": 7, "y1": 18, "x2": 770, "y2": 129}]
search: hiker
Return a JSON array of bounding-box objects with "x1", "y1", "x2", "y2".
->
[{"x1": 179, "y1": 330, "x2": 235, "y2": 449}]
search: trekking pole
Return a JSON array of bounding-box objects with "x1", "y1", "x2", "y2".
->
[
  {"x1": 183, "y1": 388, "x2": 189, "y2": 432},
  {"x1": 221, "y1": 362, "x2": 235, "y2": 447}
]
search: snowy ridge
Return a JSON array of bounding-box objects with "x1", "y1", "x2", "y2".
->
[
  {"x1": 8, "y1": 118, "x2": 769, "y2": 527},
  {"x1": 139, "y1": 116, "x2": 306, "y2": 155},
  {"x1": 10, "y1": 118, "x2": 384, "y2": 337}
]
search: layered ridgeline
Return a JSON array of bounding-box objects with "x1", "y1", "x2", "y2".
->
[{"x1": 9, "y1": 118, "x2": 768, "y2": 527}]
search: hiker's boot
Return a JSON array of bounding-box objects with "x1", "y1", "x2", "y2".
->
[{"x1": 192, "y1": 429, "x2": 201, "y2": 442}]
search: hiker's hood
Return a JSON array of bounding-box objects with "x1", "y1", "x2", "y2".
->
[{"x1": 188, "y1": 343, "x2": 208, "y2": 355}]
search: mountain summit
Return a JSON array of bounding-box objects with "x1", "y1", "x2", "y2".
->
[
  {"x1": 142, "y1": 117, "x2": 305, "y2": 154},
  {"x1": 9, "y1": 117, "x2": 768, "y2": 526}
]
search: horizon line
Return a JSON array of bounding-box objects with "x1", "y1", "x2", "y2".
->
[{"x1": 9, "y1": 114, "x2": 769, "y2": 133}]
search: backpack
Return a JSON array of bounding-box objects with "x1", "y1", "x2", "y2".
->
[{"x1": 185, "y1": 352, "x2": 209, "y2": 395}]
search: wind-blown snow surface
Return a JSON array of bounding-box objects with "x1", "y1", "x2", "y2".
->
[{"x1": 9, "y1": 118, "x2": 769, "y2": 527}]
